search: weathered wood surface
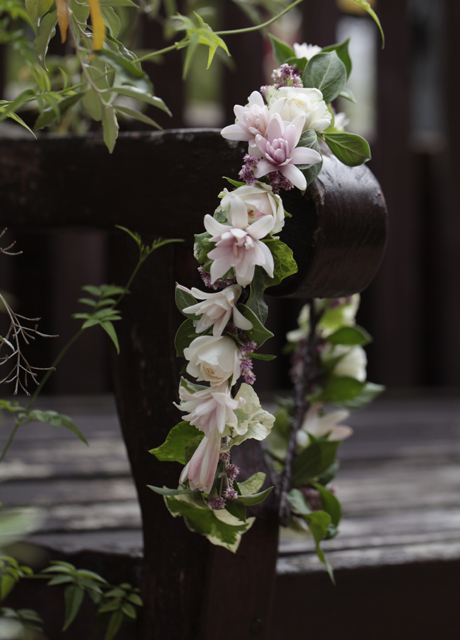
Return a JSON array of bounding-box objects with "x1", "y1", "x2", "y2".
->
[{"x1": 2, "y1": 395, "x2": 460, "y2": 638}]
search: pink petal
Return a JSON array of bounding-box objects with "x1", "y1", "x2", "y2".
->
[
  {"x1": 247, "y1": 215, "x2": 275, "y2": 240},
  {"x1": 267, "y1": 113, "x2": 283, "y2": 140},
  {"x1": 254, "y1": 158, "x2": 276, "y2": 179},
  {"x1": 221, "y1": 124, "x2": 252, "y2": 141},
  {"x1": 291, "y1": 147, "x2": 322, "y2": 165},
  {"x1": 280, "y1": 163, "x2": 306, "y2": 191}
]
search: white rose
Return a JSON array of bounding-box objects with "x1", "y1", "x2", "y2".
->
[
  {"x1": 220, "y1": 183, "x2": 285, "y2": 234},
  {"x1": 184, "y1": 336, "x2": 241, "y2": 386},
  {"x1": 293, "y1": 42, "x2": 322, "y2": 61},
  {"x1": 269, "y1": 87, "x2": 332, "y2": 133},
  {"x1": 331, "y1": 345, "x2": 367, "y2": 382}
]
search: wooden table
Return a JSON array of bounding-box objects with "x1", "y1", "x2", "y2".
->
[{"x1": 2, "y1": 393, "x2": 460, "y2": 639}]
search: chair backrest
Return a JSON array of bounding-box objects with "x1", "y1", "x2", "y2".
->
[{"x1": 0, "y1": 129, "x2": 387, "y2": 639}]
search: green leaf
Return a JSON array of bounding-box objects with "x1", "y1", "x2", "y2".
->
[
  {"x1": 99, "y1": 320, "x2": 120, "y2": 353},
  {"x1": 106, "y1": 86, "x2": 171, "y2": 115},
  {"x1": 105, "y1": 610, "x2": 123, "y2": 640},
  {"x1": 324, "y1": 131, "x2": 371, "y2": 167},
  {"x1": 28, "y1": 410, "x2": 88, "y2": 445},
  {"x1": 291, "y1": 440, "x2": 340, "y2": 486},
  {"x1": 237, "y1": 304, "x2": 273, "y2": 347},
  {"x1": 35, "y1": 93, "x2": 82, "y2": 130},
  {"x1": 121, "y1": 602, "x2": 136, "y2": 619},
  {"x1": 175, "y1": 284, "x2": 198, "y2": 317},
  {"x1": 174, "y1": 12, "x2": 230, "y2": 78},
  {"x1": 114, "y1": 105, "x2": 161, "y2": 130},
  {"x1": 101, "y1": 104, "x2": 119, "y2": 154},
  {"x1": 95, "y1": 50, "x2": 152, "y2": 92},
  {"x1": 303, "y1": 51, "x2": 347, "y2": 103},
  {"x1": 249, "y1": 353, "x2": 276, "y2": 361},
  {"x1": 184, "y1": 434, "x2": 204, "y2": 464},
  {"x1": 47, "y1": 575, "x2": 74, "y2": 586},
  {"x1": 339, "y1": 382, "x2": 385, "y2": 409},
  {"x1": 101, "y1": 6, "x2": 121, "y2": 38},
  {"x1": 164, "y1": 493, "x2": 254, "y2": 553},
  {"x1": 316, "y1": 376, "x2": 365, "y2": 404},
  {"x1": 322, "y1": 39, "x2": 352, "y2": 79},
  {"x1": 115, "y1": 225, "x2": 141, "y2": 247},
  {"x1": 237, "y1": 472, "x2": 265, "y2": 496},
  {"x1": 147, "y1": 485, "x2": 196, "y2": 496},
  {"x1": 225, "y1": 499, "x2": 246, "y2": 523},
  {"x1": 326, "y1": 325, "x2": 372, "y2": 347},
  {"x1": 235, "y1": 486, "x2": 273, "y2": 506},
  {"x1": 99, "y1": 0, "x2": 138, "y2": 6},
  {"x1": 127, "y1": 593, "x2": 143, "y2": 606},
  {"x1": 34, "y1": 10, "x2": 57, "y2": 70},
  {"x1": 223, "y1": 176, "x2": 245, "y2": 189},
  {"x1": 149, "y1": 421, "x2": 202, "y2": 465},
  {"x1": 247, "y1": 268, "x2": 269, "y2": 325},
  {"x1": 317, "y1": 460, "x2": 339, "y2": 486},
  {"x1": 312, "y1": 483, "x2": 341, "y2": 527},
  {"x1": 265, "y1": 239, "x2": 298, "y2": 288},
  {"x1": 296, "y1": 129, "x2": 323, "y2": 186},
  {"x1": 268, "y1": 34, "x2": 295, "y2": 66},
  {"x1": 339, "y1": 88, "x2": 357, "y2": 103},
  {"x1": 352, "y1": 0, "x2": 385, "y2": 47},
  {"x1": 63, "y1": 585, "x2": 84, "y2": 630},
  {"x1": 174, "y1": 318, "x2": 200, "y2": 357}
]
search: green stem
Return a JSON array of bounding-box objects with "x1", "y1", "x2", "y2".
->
[
  {"x1": 26, "y1": 328, "x2": 85, "y2": 410},
  {"x1": 137, "y1": 43, "x2": 183, "y2": 64},
  {"x1": 216, "y1": 0, "x2": 303, "y2": 35},
  {"x1": 0, "y1": 421, "x2": 21, "y2": 463}
]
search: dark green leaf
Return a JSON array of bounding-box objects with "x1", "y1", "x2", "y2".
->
[
  {"x1": 149, "y1": 421, "x2": 202, "y2": 465},
  {"x1": 237, "y1": 472, "x2": 265, "y2": 496},
  {"x1": 291, "y1": 440, "x2": 340, "y2": 486},
  {"x1": 100, "y1": 320, "x2": 120, "y2": 354},
  {"x1": 265, "y1": 239, "x2": 298, "y2": 288},
  {"x1": 34, "y1": 10, "x2": 57, "y2": 70},
  {"x1": 317, "y1": 460, "x2": 339, "y2": 486},
  {"x1": 339, "y1": 88, "x2": 357, "y2": 103},
  {"x1": 107, "y1": 86, "x2": 171, "y2": 115},
  {"x1": 147, "y1": 485, "x2": 196, "y2": 496},
  {"x1": 322, "y1": 39, "x2": 352, "y2": 79},
  {"x1": 326, "y1": 325, "x2": 372, "y2": 347},
  {"x1": 247, "y1": 267, "x2": 269, "y2": 324},
  {"x1": 237, "y1": 304, "x2": 273, "y2": 347},
  {"x1": 223, "y1": 176, "x2": 245, "y2": 189},
  {"x1": 235, "y1": 486, "x2": 273, "y2": 506},
  {"x1": 105, "y1": 610, "x2": 124, "y2": 640},
  {"x1": 101, "y1": 104, "x2": 119, "y2": 154},
  {"x1": 174, "y1": 318, "x2": 199, "y2": 357},
  {"x1": 249, "y1": 353, "x2": 276, "y2": 361},
  {"x1": 352, "y1": 0, "x2": 385, "y2": 47},
  {"x1": 114, "y1": 105, "x2": 161, "y2": 130},
  {"x1": 63, "y1": 585, "x2": 84, "y2": 630},
  {"x1": 339, "y1": 382, "x2": 385, "y2": 409},
  {"x1": 28, "y1": 410, "x2": 88, "y2": 445},
  {"x1": 224, "y1": 499, "x2": 246, "y2": 523},
  {"x1": 303, "y1": 51, "x2": 347, "y2": 103},
  {"x1": 121, "y1": 602, "x2": 136, "y2": 619},
  {"x1": 316, "y1": 376, "x2": 365, "y2": 404},
  {"x1": 324, "y1": 131, "x2": 371, "y2": 166},
  {"x1": 312, "y1": 483, "x2": 342, "y2": 527},
  {"x1": 175, "y1": 284, "x2": 199, "y2": 317},
  {"x1": 127, "y1": 593, "x2": 143, "y2": 606},
  {"x1": 268, "y1": 34, "x2": 295, "y2": 66}
]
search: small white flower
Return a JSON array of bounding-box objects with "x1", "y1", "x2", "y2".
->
[
  {"x1": 177, "y1": 284, "x2": 252, "y2": 337},
  {"x1": 329, "y1": 345, "x2": 367, "y2": 382},
  {"x1": 220, "y1": 183, "x2": 285, "y2": 235},
  {"x1": 184, "y1": 335, "x2": 241, "y2": 386},
  {"x1": 269, "y1": 87, "x2": 332, "y2": 133},
  {"x1": 333, "y1": 112, "x2": 350, "y2": 132},
  {"x1": 293, "y1": 42, "x2": 322, "y2": 61},
  {"x1": 296, "y1": 403, "x2": 353, "y2": 448},
  {"x1": 232, "y1": 383, "x2": 275, "y2": 441},
  {"x1": 175, "y1": 381, "x2": 246, "y2": 438}
]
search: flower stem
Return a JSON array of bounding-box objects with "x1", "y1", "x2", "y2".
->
[
  {"x1": 216, "y1": 0, "x2": 303, "y2": 36},
  {"x1": 0, "y1": 421, "x2": 21, "y2": 463},
  {"x1": 278, "y1": 299, "x2": 323, "y2": 527}
]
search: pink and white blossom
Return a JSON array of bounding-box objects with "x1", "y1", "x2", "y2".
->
[
  {"x1": 204, "y1": 212, "x2": 275, "y2": 287},
  {"x1": 179, "y1": 434, "x2": 220, "y2": 493},
  {"x1": 175, "y1": 381, "x2": 245, "y2": 438},
  {"x1": 177, "y1": 284, "x2": 252, "y2": 336},
  {"x1": 221, "y1": 91, "x2": 270, "y2": 155},
  {"x1": 254, "y1": 113, "x2": 322, "y2": 191},
  {"x1": 184, "y1": 335, "x2": 241, "y2": 386},
  {"x1": 220, "y1": 183, "x2": 285, "y2": 234}
]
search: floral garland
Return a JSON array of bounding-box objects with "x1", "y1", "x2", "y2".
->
[{"x1": 150, "y1": 35, "x2": 377, "y2": 553}]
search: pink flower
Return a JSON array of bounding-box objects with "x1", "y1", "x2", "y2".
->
[
  {"x1": 204, "y1": 212, "x2": 274, "y2": 287},
  {"x1": 254, "y1": 113, "x2": 322, "y2": 190},
  {"x1": 177, "y1": 284, "x2": 252, "y2": 336},
  {"x1": 221, "y1": 91, "x2": 270, "y2": 155},
  {"x1": 179, "y1": 434, "x2": 220, "y2": 494},
  {"x1": 175, "y1": 381, "x2": 246, "y2": 438}
]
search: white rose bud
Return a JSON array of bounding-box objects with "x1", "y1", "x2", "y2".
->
[
  {"x1": 184, "y1": 336, "x2": 241, "y2": 386},
  {"x1": 220, "y1": 184, "x2": 285, "y2": 235},
  {"x1": 269, "y1": 87, "x2": 332, "y2": 133},
  {"x1": 332, "y1": 345, "x2": 367, "y2": 382}
]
